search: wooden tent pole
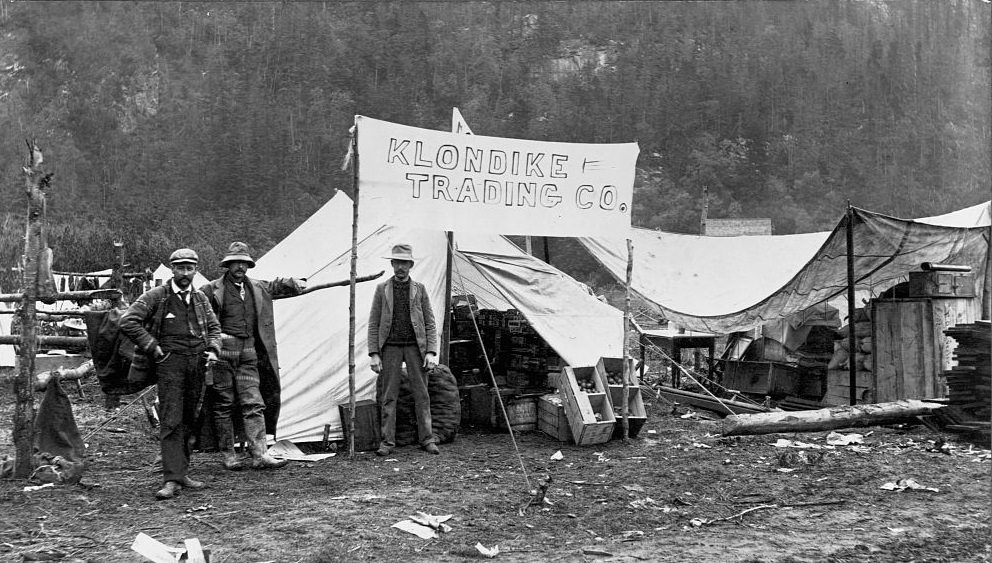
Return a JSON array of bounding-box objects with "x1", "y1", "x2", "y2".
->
[
  {"x1": 440, "y1": 231, "x2": 454, "y2": 365},
  {"x1": 14, "y1": 140, "x2": 48, "y2": 478},
  {"x1": 845, "y1": 203, "x2": 859, "y2": 407},
  {"x1": 621, "y1": 239, "x2": 633, "y2": 442},
  {"x1": 347, "y1": 125, "x2": 359, "y2": 458}
]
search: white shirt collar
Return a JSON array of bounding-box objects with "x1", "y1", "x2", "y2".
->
[{"x1": 170, "y1": 280, "x2": 191, "y2": 301}]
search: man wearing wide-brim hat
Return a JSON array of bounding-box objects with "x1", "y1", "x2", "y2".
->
[
  {"x1": 200, "y1": 242, "x2": 306, "y2": 470},
  {"x1": 120, "y1": 248, "x2": 222, "y2": 499},
  {"x1": 368, "y1": 243, "x2": 440, "y2": 456}
]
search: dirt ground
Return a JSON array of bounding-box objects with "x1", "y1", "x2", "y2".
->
[{"x1": 1, "y1": 373, "x2": 989, "y2": 563}]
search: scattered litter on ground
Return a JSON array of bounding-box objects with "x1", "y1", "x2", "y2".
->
[
  {"x1": 475, "y1": 542, "x2": 499, "y2": 558},
  {"x1": 581, "y1": 547, "x2": 614, "y2": 557},
  {"x1": 826, "y1": 432, "x2": 864, "y2": 446},
  {"x1": 880, "y1": 479, "x2": 939, "y2": 493},
  {"x1": 131, "y1": 532, "x2": 209, "y2": 563},
  {"x1": 550, "y1": 450, "x2": 563, "y2": 461},
  {"x1": 773, "y1": 438, "x2": 832, "y2": 449},
  {"x1": 392, "y1": 512, "x2": 453, "y2": 539},
  {"x1": 266, "y1": 440, "x2": 334, "y2": 462},
  {"x1": 23, "y1": 483, "x2": 55, "y2": 492}
]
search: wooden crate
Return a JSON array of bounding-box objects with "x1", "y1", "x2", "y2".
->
[
  {"x1": 537, "y1": 394, "x2": 573, "y2": 442},
  {"x1": 823, "y1": 369, "x2": 873, "y2": 406},
  {"x1": 459, "y1": 384, "x2": 491, "y2": 426},
  {"x1": 491, "y1": 390, "x2": 537, "y2": 432},
  {"x1": 559, "y1": 366, "x2": 615, "y2": 446},
  {"x1": 596, "y1": 357, "x2": 646, "y2": 438},
  {"x1": 608, "y1": 386, "x2": 647, "y2": 438},
  {"x1": 722, "y1": 360, "x2": 802, "y2": 398},
  {"x1": 338, "y1": 399, "x2": 381, "y2": 452},
  {"x1": 596, "y1": 356, "x2": 639, "y2": 386}
]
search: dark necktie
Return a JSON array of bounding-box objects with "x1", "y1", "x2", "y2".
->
[{"x1": 179, "y1": 290, "x2": 189, "y2": 304}]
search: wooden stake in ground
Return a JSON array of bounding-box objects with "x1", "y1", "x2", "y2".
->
[
  {"x1": 347, "y1": 124, "x2": 359, "y2": 458},
  {"x1": 721, "y1": 399, "x2": 940, "y2": 436},
  {"x1": 621, "y1": 238, "x2": 633, "y2": 441},
  {"x1": 14, "y1": 140, "x2": 53, "y2": 478}
]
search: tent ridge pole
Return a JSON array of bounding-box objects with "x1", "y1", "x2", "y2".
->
[{"x1": 348, "y1": 121, "x2": 359, "y2": 457}]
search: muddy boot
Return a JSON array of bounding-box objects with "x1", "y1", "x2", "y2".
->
[
  {"x1": 155, "y1": 481, "x2": 182, "y2": 500},
  {"x1": 216, "y1": 421, "x2": 245, "y2": 471},
  {"x1": 221, "y1": 448, "x2": 246, "y2": 471},
  {"x1": 245, "y1": 415, "x2": 287, "y2": 470}
]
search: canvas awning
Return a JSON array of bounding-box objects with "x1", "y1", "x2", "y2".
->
[{"x1": 579, "y1": 202, "x2": 991, "y2": 334}]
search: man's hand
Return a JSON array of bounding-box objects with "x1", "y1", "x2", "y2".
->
[
  {"x1": 424, "y1": 352, "x2": 438, "y2": 370},
  {"x1": 205, "y1": 350, "x2": 218, "y2": 366},
  {"x1": 370, "y1": 353, "x2": 382, "y2": 373},
  {"x1": 152, "y1": 345, "x2": 167, "y2": 362}
]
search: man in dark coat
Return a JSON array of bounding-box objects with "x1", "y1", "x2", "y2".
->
[
  {"x1": 368, "y1": 243, "x2": 440, "y2": 456},
  {"x1": 200, "y1": 242, "x2": 305, "y2": 470},
  {"x1": 120, "y1": 248, "x2": 221, "y2": 500}
]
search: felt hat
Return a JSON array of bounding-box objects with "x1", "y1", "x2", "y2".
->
[
  {"x1": 384, "y1": 244, "x2": 415, "y2": 262},
  {"x1": 61, "y1": 317, "x2": 87, "y2": 331},
  {"x1": 220, "y1": 241, "x2": 256, "y2": 268},
  {"x1": 169, "y1": 248, "x2": 199, "y2": 265}
]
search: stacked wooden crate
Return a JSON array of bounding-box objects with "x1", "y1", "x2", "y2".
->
[
  {"x1": 558, "y1": 365, "x2": 616, "y2": 445},
  {"x1": 597, "y1": 357, "x2": 647, "y2": 438},
  {"x1": 939, "y1": 321, "x2": 990, "y2": 440}
]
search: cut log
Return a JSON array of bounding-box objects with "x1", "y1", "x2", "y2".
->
[
  {"x1": 34, "y1": 360, "x2": 95, "y2": 391},
  {"x1": 722, "y1": 399, "x2": 942, "y2": 436}
]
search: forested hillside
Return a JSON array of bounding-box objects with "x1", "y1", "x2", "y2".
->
[{"x1": 0, "y1": 1, "x2": 988, "y2": 287}]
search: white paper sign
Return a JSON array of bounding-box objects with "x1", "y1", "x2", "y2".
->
[{"x1": 356, "y1": 115, "x2": 639, "y2": 236}]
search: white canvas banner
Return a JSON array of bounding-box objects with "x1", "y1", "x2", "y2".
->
[{"x1": 355, "y1": 115, "x2": 639, "y2": 236}]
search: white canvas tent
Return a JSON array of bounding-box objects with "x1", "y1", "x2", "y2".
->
[
  {"x1": 579, "y1": 201, "x2": 991, "y2": 334},
  {"x1": 253, "y1": 192, "x2": 624, "y2": 443}
]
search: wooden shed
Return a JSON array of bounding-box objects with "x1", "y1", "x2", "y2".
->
[{"x1": 871, "y1": 297, "x2": 980, "y2": 402}]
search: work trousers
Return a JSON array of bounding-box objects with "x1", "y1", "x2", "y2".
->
[
  {"x1": 379, "y1": 344, "x2": 435, "y2": 448},
  {"x1": 211, "y1": 336, "x2": 267, "y2": 457},
  {"x1": 157, "y1": 350, "x2": 206, "y2": 483}
]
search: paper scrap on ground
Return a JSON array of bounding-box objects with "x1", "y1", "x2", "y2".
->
[
  {"x1": 476, "y1": 542, "x2": 500, "y2": 558},
  {"x1": 880, "y1": 479, "x2": 939, "y2": 493},
  {"x1": 23, "y1": 483, "x2": 55, "y2": 492},
  {"x1": 392, "y1": 519, "x2": 438, "y2": 539},
  {"x1": 773, "y1": 438, "x2": 832, "y2": 450},
  {"x1": 550, "y1": 450, "x2": 564, "y2": 461},
  {"x1": 131, "y1": 532, "x2": 185, "y2": 563},
  {"x1": 826, "y1": 432, "x2": 864, "y2": 446},
  {"x1": 393, "y1": 512, "x2": 454, "y2": 539},
  {"x1": 267, "y1": 439, "x2": 335, "y2": 461}
]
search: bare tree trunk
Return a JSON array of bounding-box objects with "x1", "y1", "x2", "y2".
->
[{"x1": 14, "y1": 141, "x2": 50, "y2": 478}]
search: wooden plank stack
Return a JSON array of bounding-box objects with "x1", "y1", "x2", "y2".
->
[{"x1": 938, "y1": 320, "x2": 991, "y2": 442}]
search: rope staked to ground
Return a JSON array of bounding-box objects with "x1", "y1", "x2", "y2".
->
[
  {"x1": 640, "y1": 340, "x2": 740, "y2": 416},
  {"x1": 448, "y1": 238, "x2": 532, "y2": 492}
]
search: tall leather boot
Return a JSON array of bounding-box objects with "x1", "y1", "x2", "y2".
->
[
  {"x1": 245, "y1": 416, "x2": 287, "y2": 470},
  {"x1": 217, "y1": 421, "x2": 246, "y2": 471}
]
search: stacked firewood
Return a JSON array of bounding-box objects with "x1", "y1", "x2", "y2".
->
[{"x1": 939, "y1": 321, "x2": 991, "y2": 441}]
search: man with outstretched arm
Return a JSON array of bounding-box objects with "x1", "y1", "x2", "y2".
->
[{"x1": 200, "y1": 242, "x2": 305, "y2": 470}]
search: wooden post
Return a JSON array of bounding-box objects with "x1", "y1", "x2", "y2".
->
[
  {"x1": 621, "y1": 239, "x2": 633, "y2": 441},
  {"x1": 845, "y1": 204, "x2": 858, "y2": 406},
  {"x1": 347, "y1": 125, "x2": 359, "y2": 458},
  {"x1": 14, "y1": 140, "x2": 51, "y2": 478},
  {"x1": 110, "y1": 241, "x2": 124, "y2": 307},
  {"x1": 700, "y1": 186, "x2": 709, "y2": 235},
  {"x1": 440, "y1": 231, "x2": 453, "y2": 366}
]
